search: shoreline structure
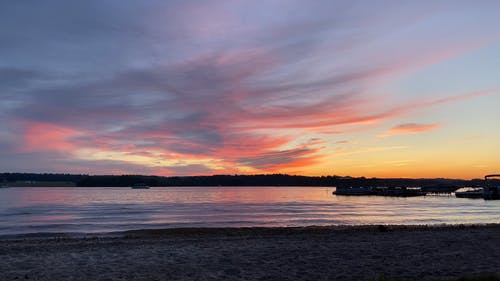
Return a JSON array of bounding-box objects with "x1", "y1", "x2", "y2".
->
[{"x1": 1, "y1": 224, "x2": 499, "y2": 280}]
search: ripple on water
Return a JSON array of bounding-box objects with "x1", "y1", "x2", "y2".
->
[{"x1": 0, "y1": 186, "x2": 499, "y2": 236}]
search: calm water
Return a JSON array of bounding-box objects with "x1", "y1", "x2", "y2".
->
[{"x1": 0, "y1": 186, "x2": 499, "y2": 237}]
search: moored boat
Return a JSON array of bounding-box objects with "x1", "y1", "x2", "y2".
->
[
  {"x1": 455, "y1": 188, "x2": 483, "y2": 199},
  {"x1": 374, "y1": 187, "x2": 426, "y2": 197},
  {"x1": 483, "y1": 174, "x2": 500, "y2": 200}
]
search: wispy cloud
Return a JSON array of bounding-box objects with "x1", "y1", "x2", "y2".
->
[
  {"x1": 237, "y1": 146, "x2": 321, "y2": 170},
  {"x1": 378, "y1": 123, "x2": 441, "y2": 137}
]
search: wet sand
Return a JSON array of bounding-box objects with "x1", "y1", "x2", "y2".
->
[{"x1": 0, "y1": 225, "x2": 499, "y2": 281}]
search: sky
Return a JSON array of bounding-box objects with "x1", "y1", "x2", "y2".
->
[{"x1": 1, "y1": 1, "x2": 500, "y2": 179}]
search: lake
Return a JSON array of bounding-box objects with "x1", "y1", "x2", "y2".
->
[{"x1": 0, "y1": 186, "x2": 499, "y2": 237}]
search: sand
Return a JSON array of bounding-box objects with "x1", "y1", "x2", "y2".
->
[{"x1": 0, "y1": 225, "x2": 499, "y2": 281}]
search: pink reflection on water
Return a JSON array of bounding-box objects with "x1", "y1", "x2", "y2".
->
[{"x1": 203, "y1": 186, "x2": 335, "y2": 203}]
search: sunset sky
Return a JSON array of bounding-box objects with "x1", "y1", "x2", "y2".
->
[{"x1": 1, "y1": 1, "x2": 499, "y2": 179}]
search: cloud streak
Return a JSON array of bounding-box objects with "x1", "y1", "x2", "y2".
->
[
  {"x1": 1, "y1": 1, "x2": 499, "y2": 176},
  {"x1": 378, "y1": 123, "x2": 441, "y2": 137}
]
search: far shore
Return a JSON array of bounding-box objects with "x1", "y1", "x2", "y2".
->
[{"x1": 1, "y1": 224, "x2": 499, "y2": 280}]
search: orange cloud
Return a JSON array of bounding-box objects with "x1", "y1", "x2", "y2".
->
[{"x1": 378, "y1": 123, "x2": 441, "y2": 137}]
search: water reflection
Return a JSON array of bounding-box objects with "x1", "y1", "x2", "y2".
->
[{"x1": 0, "y1": 186, "x2": 499, "y2": 236}]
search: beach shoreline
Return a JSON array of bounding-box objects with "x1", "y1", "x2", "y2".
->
[
  {"x1": 1, "y1": 224, "x2": 499, "y2": 280},
  {"x1": 1, "y1": 223, "x2": 498, "y2": 241}
]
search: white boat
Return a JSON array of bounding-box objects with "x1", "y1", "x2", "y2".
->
[{"x1": 455, "y1": 188, "x2": 483, "y2": 199}]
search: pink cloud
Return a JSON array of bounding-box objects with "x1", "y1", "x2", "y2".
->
[
  {"x1": 19, "y1": 121, "x2": 82, "y2": 152},
  {"x1": 379, "y1": 123, "x2": 441, "y2": 137}
]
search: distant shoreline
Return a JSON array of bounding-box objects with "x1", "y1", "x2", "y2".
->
[
  {"x1": 2, "y1": 172, "x2": 495, "y2": 188},
  {"x1": 1, "y1": 224, "x2": 499, "y2": 280}
]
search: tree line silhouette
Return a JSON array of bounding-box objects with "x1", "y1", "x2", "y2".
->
[{"x1": 1, "y1": 173, "x2": 495, "y2": 188}]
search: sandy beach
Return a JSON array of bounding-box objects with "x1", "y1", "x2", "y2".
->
[{"x1": 0, "y1": 225, "x2": 499, "y2": 281}]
